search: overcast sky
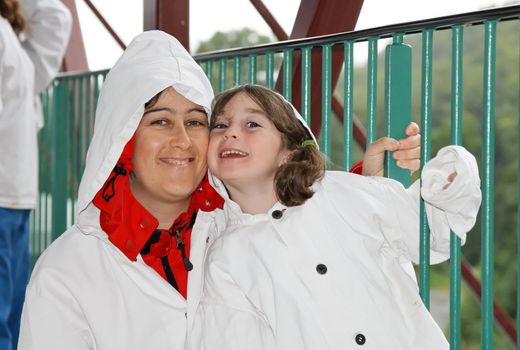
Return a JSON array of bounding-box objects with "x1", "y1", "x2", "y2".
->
[{"x1": 76, "y1": 0, "x2": 515, "y2": 70}]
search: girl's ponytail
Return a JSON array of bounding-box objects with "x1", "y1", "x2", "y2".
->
[{"x1": 275, "y1": 141, "x2": 325, "y2": 207}]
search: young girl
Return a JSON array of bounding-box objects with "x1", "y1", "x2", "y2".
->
[{"x1": 189, "y1": 84, "x2": 481, "y2": 350}]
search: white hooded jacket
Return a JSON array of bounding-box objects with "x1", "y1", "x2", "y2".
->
[
  {"x1": 0, "y1": 0, "x2": 71, "y2": 209},
  {"x1": 18, "y1": 31, "x2": 221, "y2": 350},
  {"x1": 190, "y1": 99, "x2": 482, "y2": 349}
]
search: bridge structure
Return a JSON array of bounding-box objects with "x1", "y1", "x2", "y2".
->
[{"x1": 32, "y1": 2, "x2": 520, "y2": 349}]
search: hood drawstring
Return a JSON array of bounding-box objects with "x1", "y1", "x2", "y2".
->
[
  {"x1": 172, "y1": 229, "x2": 193, "y2": 271},
  {"x1": 140, "y1": 228, "x2": 193, "y2": 272},
  {"x1": 102, "y1": 165, "x2": 128, "y2": 201}
]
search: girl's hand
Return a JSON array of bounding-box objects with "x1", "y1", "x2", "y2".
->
[{"x1": 362, "y1": 122, "x2": 421, "y2": 177}]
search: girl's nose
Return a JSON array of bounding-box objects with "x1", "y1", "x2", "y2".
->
[{"x1": 223, "y1": 125, "x2": 238, "y2": 140}]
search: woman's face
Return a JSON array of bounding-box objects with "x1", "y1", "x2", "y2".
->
[
  {"x1": 130, "y1": 88, "x2": 209, "y2": 208},
  {"x1": 208, "y1": 92, "x2": 289, "y2": 190}
]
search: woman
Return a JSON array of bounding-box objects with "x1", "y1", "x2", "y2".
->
[{"x1": 18, "y1": 30, "x2": 224, "y2": 350}]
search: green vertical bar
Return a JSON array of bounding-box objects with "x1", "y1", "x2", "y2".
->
[
  {"x1": 343, "y1": 41, "x2": 354, "y2": 171},
  {"x1": 233, "y1": 56, "x2": 241, "y2": 86},
  {"x1": 52, "y1": 78, "x2": 69, "y2": 240},
  {"x1": 219, "y1": 58, "x2": 227, "y2": 92},
  {"x1": 419, "y1": 29, "x2": 433, "y2": 308},
  {"x1": 283, "y1": 49, "x2": 293, "y2": 101},
  {"x1": 266, "y1": 52, "x2": 274, "y2": 89},
  {"x1": 43, "y1": 86, "x2": 54, "y2": 252},
  {"x1": 366, "y1": 37, "x2": 378, "y2": 146},
  {"x1": 248, "y1": 55, "x2": 257, "y2": 84},
  {"x1": 450, "y1": 24, "x2": 463, "y2": 350},
  {"x1": 321, "y1": 44, "x2": 332, "y2": 157},
  {"x1": 69, "y1": 78, "x2": 77, "y2": 227},
  {"x1": 518, "y1": 19, "x2": 520, "y2": 350},
  {"x1": 481, "y1": 19, "x2": 496, "y2": 350},
  {"x1": 205, "y1": 60, "x2": 212, "y2": 79},
  {"x1": 301, "y1": 47, "x2": 312, "y2": 124},
  {"x1": 384, "y1": 33, "x2": 411, "y2": 186}
]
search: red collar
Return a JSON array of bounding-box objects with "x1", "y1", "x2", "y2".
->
[{"x1": 92, "y1": 169, "x2": 223, "y2": 261}]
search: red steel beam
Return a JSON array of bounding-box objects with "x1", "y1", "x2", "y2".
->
[
  {"x1": 143, "y1": 0, "x2": 189, "y2": 51},
  {"x1": 461, "y1": 258, "x2": 517, "y2": 346},
  {"x1": 60, "y1": 0, "x2": 88, "y2": 71},
  {"x1": 249, "y1": 0, "x2": 288, "y2": 41},
  {"x1": 271, "y1": 0, "x2": 366, "y2": 149},
  {"x1": 83, "y1": 0, "x2": 126, "y2": 50}
]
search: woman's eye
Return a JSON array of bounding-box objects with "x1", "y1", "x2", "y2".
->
[
  {"x1": 151, "y1": 119, "x2": 168, "y2": 126},
  {"x1": 186, "y1": 120, "x2": 207, "y2": 127},
  {"x1": 246, "y1": 121, "x2": 260, "y2": 128}
]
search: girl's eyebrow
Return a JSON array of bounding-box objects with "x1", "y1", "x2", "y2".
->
[{"x1": 244, "y1": 107, "x2": 266, "y2": 115}]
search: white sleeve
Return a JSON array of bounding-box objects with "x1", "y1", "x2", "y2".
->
[
  {"x1": 18, "y1": 271, "x2": 94, "y2": 350},
  {"x1": 189, "y1": 252, "x2": 276, "y2": 350},
  {"x1": 420, "y1": 145, "x2": 482, "y2": 255},
  {"x1": 20, "y1": 0, "x2": 72, "y2": 94},
  {"x1": 366, "y1": 145, "x2": 480, "y2": 264}
]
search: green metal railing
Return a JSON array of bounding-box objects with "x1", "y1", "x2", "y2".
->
[
  {"x1": 32, "y1": 5, "x2": 520, "y2": 349},
  {"x1": 32, "y1": 70, "x2": 107, "y2": 259}
]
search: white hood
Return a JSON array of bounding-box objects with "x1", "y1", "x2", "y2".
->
[{"x1": 76, "y1": 31, "x2": 213, "y2": 224}]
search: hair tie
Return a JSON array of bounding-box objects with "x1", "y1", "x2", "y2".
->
[{"x1": 301, "y1": 139, "x2": 316, "y2": 148}]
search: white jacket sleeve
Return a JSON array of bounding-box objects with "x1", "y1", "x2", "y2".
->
[
  {"x1": 20, "y1": 0, "x2": 72, "y2": 94},
  {"x1": 376, "y1": 145, "x2": 481, "y2": 264},
  {"x1": 421, "y1": 145, "x2": 481, "y2": 242},
  {"x1": 189, "y1": 253, "x2": 276, "y2": 350},
  {"x1": 18, "y1": 270, "x2": 94, "y2": 350}
]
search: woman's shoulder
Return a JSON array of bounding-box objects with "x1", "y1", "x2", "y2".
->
[{"x1": 30, "y1": 226, "x2": 113, "y2": 283}]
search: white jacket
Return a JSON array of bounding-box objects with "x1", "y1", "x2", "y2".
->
[
  {"x1": 0, "y1": 0, "x2": 71, "y2": 209},
  {"x1": 190, "y1": 146, "x2": 481, "y2": 350},
  {"x1": 18, "y1": 31, "x2": 219, "y2": 350}
]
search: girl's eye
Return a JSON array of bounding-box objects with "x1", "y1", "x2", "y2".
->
[
  {"x1": 246, "y1": 121, "x2": 260, "y2": 128},
  {"x1": 213, "y1": 123, "x2": 228, "y2": 129}
]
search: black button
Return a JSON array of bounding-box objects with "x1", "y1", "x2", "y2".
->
[
  {"x1": 272, "y1": 210, "x2": 283, "y2": 219},
  {"x1": 355, "y1": 333, "x2": 366, "y2": 345},
  {"x1": 316, "y1": 264, "x2": 327, "y2": 274},
  {"x1": 206, "y1": 236, "x2": 210, "y2": 243}
]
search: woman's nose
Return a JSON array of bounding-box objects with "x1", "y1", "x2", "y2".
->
[{"x1": 169, "y1": 124, "x2": 192, "y2": 149}]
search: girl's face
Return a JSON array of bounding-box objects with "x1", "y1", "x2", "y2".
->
[
  {"x1": 131, "y1": 87, "x2": 209, "y2": 208},
  {"x1": 208, "y1": 92, "x2": 290, "y2": 190}
]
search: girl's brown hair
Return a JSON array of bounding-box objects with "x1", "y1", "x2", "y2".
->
[
  {"x1": 0, "y1": 0, "x2": 26, "y2": 35},
  {"x1": 211, "y1": 84, "x2": 325, "y2": 207}
]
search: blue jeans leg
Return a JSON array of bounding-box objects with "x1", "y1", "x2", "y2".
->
[{"x1": 0, "y1": 208, "x2": 30, "y2": 350}]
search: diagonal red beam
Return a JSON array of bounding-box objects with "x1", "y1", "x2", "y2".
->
[
  {"x1": 83, "y1": 0, "x2": 126, "y2": 50},
  {"x1": 250, "y1": 0, "x2": 366, "y2": 150},
  {"x1": 267, "y1": 0, "x2": 366, "y2": 149},
  {"x1": 249, "y1": 0, "x2": 288, "y2": 41},
  {"x1": 461, "y1": 257, "x2": 517, "y2": 346}
]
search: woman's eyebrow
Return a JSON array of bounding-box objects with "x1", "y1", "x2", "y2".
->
[
  {"x1": 143, "y1": 107, "x2": 207, "y2": 116},
  {"x1": 143, "y1": 107, "x2": 172, "y2": 115},
  {"x1": 188, "y1": 108, "x2": 208, "y2": 117}
]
